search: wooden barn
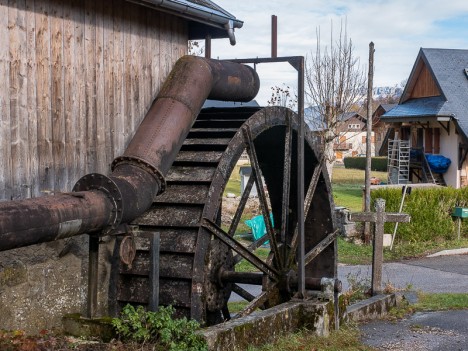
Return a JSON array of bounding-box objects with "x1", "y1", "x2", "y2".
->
[{"x1": 0, "y1": 0, "x2": 242, "y2": 332}]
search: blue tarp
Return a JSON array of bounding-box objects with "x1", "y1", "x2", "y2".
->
[
  {"x1": 245, "y1": 214, "x2": 274, "y2": 241},
  {"x1": 426, "y1": 154, "x2": 451, "y2": 174}
]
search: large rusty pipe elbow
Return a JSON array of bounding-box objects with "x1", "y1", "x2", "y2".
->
[
  {"x1": 0, "y1": 56, "x2": 259, "y2": 251},
  {"x1": 113, "y1": 56, "x2": 259, "y2": 177}
]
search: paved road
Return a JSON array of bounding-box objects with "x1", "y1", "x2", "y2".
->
[
  {"x1": 230, "y1": 253, "x2": 468, "y2": 302},
  {"x1": 229, "y1": 252, "x2": 468, "y2": 350},
  {"x1": 338, "y1": 254, "x2": 468, "y2": 293},
  {"x1": 346, "y1": 253, "x2": 468, "y2": 351}
]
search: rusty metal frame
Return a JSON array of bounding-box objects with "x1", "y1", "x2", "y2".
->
[{"x1": 225, "y1": 56, "x2": 307, "y2": 297}]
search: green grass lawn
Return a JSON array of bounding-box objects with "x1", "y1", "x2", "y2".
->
[{"x1": 332, "y1": 166, "x2": 387, "y2": 212}]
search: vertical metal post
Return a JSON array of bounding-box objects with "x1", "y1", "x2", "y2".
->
[
  {"x1": 271, "y1": 15, "x2": 277, "y2": 58},
  {"x1": 87, "y1": 235, "x2": 99, "y2": 318},
  {"x1": 205, "y1": 34, "x2": 211, "y2": 59},
  {"x1": 372, "y1": 198, "x2": 385, "y2": 295},
  {"x1": 149, "y1": 232, "x2": 160, "y2": 311},
  {"x1": 297, "y1": 56, "x2": 305, "y2": 298}
]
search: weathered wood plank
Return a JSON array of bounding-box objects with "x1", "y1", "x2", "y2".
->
[
  {"x1": 26, "y1": 0, "x2": 38, "y2": 197},
  {"x1": 117, "y1": 276, "x2": 191, "y2": 307},
  {"x1": 133, "y1": 205, "x2": 203, "y2": 227},
  {"x1": 63, "y1": 0, "x2": 76, "y2": 188},
  {"x1": 103, "y1": 1, "x2": 114, "y2": 165},
  {"x1": 9, "y1": 0, "x2": 29, "y2": 199},
  {"x1": 0, "y1": 0, "x2": 11, "y2": 199},
  {"x1": 84, "y1": 0, "x2": 96, "y2": 173},
  {"x1": 120, "y1": 253, "x2": 194, "y2": 279},
  {"x1": 160, "y1": 13, "x2": 171, "y2": 84},
  {"x1": 166, "y1": 166, "x2": 216, "y2": 182},
  {"x1": 130, "y1": 3, "x2": 141, "y2": 131},
  {"x1": 112, "y1": 0, "x2": 125, "y2": 156},
  {"x1": 51, "y1": 2, "x2": 66, "y2": 191},
  {"x1": 137, "y1": 227, "x2": 199, "y2": 253},
  {"x1": 72, "y1": 0, "x2": 87, "y2": 181},
  {"x1": 123, "y1": 1, "x2": 133, "y2": 146},
  {"x1": 150, "y1": 10, "x2": 160, "y2": 98},
  {"x1": 154, "y1": 184, "x2": 210, "y2": 204},
  {"x1": 35, "y1": 0, "x2": 54, "y2": 193},
  {"x1": 95, "y1": 0, "x2": 107, "y2": 174}
]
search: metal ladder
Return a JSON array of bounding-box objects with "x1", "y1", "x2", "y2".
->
[{"x1": 387, "y1": 139, "x2": 410, "y2": 184}]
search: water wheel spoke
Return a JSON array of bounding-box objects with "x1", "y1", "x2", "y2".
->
[
  {"x1": 288, "y1": 156, "x2": 324, "y2": 267},
  {"x1": 234, "y1": 290, "x2": 273, "y2": 318},
  {"x1": 242, "y1": 126, "x2": 284, "y2": 270},
  {"x1": 304, "y1": 229, "x2": 340, "y2": 266},
  {"x1": 280, "y1": 120, "x2": 292, "y2": 251},
  {"x1": 201, "y1": 218, "x2": 279, "y2": 280},
  {"x1": 232, "y1": 284, "x2": 256, "y2": 302},
  {"x1": 233, "y1": 234, "x2": 269, "y2": 265},
  {"x1": 228, "y1": 173, "x2": 255, "y2": 237}
]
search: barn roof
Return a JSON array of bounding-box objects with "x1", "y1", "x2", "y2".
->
[
  {"x1": 382, "y1": 48, "x2": 468, "y2": 139},
  {"x1": 127, "y1": 0, "x2": 243, "y2": 42}
]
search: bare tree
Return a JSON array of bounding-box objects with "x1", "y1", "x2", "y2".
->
[
  {"x1": 267, "y1": 83, "x2": 298, "y2": 110},
  {"x1": 305, "y1": 21, "x2": 366, "y2": 176}
]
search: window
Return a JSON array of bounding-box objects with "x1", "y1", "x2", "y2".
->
[{"x1": 348, "y1": 124, "x2": 360, "y2": 129}]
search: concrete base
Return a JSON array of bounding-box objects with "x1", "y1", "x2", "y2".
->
[
  {"x1": 202, "y1": 300, "x2": 336, "y2": 351},
  {"x1": 346, "y1": 294, "x2": 397, "y2": 322},
  {"x1": 62, "y1": 314, "x2": 115, "y2": 342}
]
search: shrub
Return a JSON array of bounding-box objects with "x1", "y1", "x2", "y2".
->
[
  {"x1": 343, "y1": 157, "x2": 387, "y2": 172},
  {"x1": 112, "y1": 304, "x2": 207, "y2": 351},
  {"x1": 371, "y1": 186, "x2": 468, "y2": 242}
]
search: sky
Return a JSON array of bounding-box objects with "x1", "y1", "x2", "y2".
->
[{"x1": 208, "y1": 0, "x2": 468, "y2": 105}]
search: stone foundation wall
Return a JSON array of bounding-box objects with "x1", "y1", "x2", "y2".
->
[{"x1": 0, "y1": 235, "x2": 114, "y2": 333}]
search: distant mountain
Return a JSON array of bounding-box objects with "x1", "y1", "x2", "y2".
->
[{"x1": 372, "y1": 85, "x2": 403, "y2": 100}]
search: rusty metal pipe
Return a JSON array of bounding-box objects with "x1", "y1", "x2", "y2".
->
[
  {"x1": 0, "y1": 191, "x2": 113, "y2": 251},
  {"x1": 0, "y1": 56, "x2": 259, "y2": 252}
]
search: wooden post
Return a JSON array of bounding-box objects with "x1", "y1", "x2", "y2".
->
[
  {"x1": 364, "y1": 42, "x2": 375, "y2": 244},
  {"x1": 350, "y1": 198, "x2": 410, "y2": 295},
  {"x1": 87, "y1": 235, "x2": 99, "y2": 318},
  {"x1": 149, "y1": 232, "x2": 160, "y2": 312},
  {"x1": 372, "y1": 199, "x2": 385, "y2": 294}
]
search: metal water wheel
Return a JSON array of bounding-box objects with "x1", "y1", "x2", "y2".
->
[{"x1": 110, "y1": 106, "x2": 337, "y2": 325}]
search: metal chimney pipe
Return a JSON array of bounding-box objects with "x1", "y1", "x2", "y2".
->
[{"x1": 0, "y1": 56, "x2": 259, "y2": 252}]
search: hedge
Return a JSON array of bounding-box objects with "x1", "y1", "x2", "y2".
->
[
  {"x1": 370, "y1": 186, "x2": 468, "y2": 242},
  {"x1": 343, "y1": 157, "x2": 387, "y2": 172}
]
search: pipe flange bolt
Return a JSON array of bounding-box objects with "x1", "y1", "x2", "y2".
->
[{"x1": 73, "y1": 173, "x2": 124, "y2": 234}]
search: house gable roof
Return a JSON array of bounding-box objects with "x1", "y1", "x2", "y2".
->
[{"x1": 382, "y1": 48, "x2": 468, "y2": 138}]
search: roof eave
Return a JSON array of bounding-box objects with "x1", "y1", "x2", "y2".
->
[
  {"x1": 126, "y1": 0, "x2": 243, "y2": 42},
  {"x1": 380, "y1": 114, "x2": 453, "y2": 123}
]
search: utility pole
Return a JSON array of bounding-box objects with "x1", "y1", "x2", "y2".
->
[{"x1": 364, "y1": 42, "x2": 375, "y2": 243}]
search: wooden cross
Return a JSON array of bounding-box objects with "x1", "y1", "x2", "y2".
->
[{"x1": 350, "y1": 198, "x2": 410, "y2": 295}]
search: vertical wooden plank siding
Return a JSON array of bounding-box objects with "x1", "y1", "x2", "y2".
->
[
  {"x1": 63, "y1": 0, "x2": 76, "y2": 189},
  {"x1": 84, "y1": 0, "x2": 96, "y2": 173},
  {"x1": 0, "y1": 0, "x2": 188, "y2": 201},
  {"x1": 112, "y1": 0, "x2": 125, "y2": 156},
  {"x1": 95, "y1": 0, "x2": 107, "y2": 174},
  {"x1": 51, "y1": 3, "x2": 67, "y2": 191},
  {"x1": 36, "y1": 0, "x2": 54, "y2": 193},
  {"x1": 26, "y1": 0, "x2": 38, "y2": 197},
  {"x1": 72, "y1": 0, "x2": 86, "y2": 180},
  {"x1": 9, "y1": 0, "x2": 29, "y2": 200},
  {"x1": 0, "y1": 0, "x2": 12, "y2": 199},
  {"x1": 150, "y1": 11, "x2": 160, "y2": 101}
]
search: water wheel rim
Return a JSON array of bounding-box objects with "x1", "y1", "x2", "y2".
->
[{"x1": 192, "y1": 106, "x2": 336, "y2": 322}]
